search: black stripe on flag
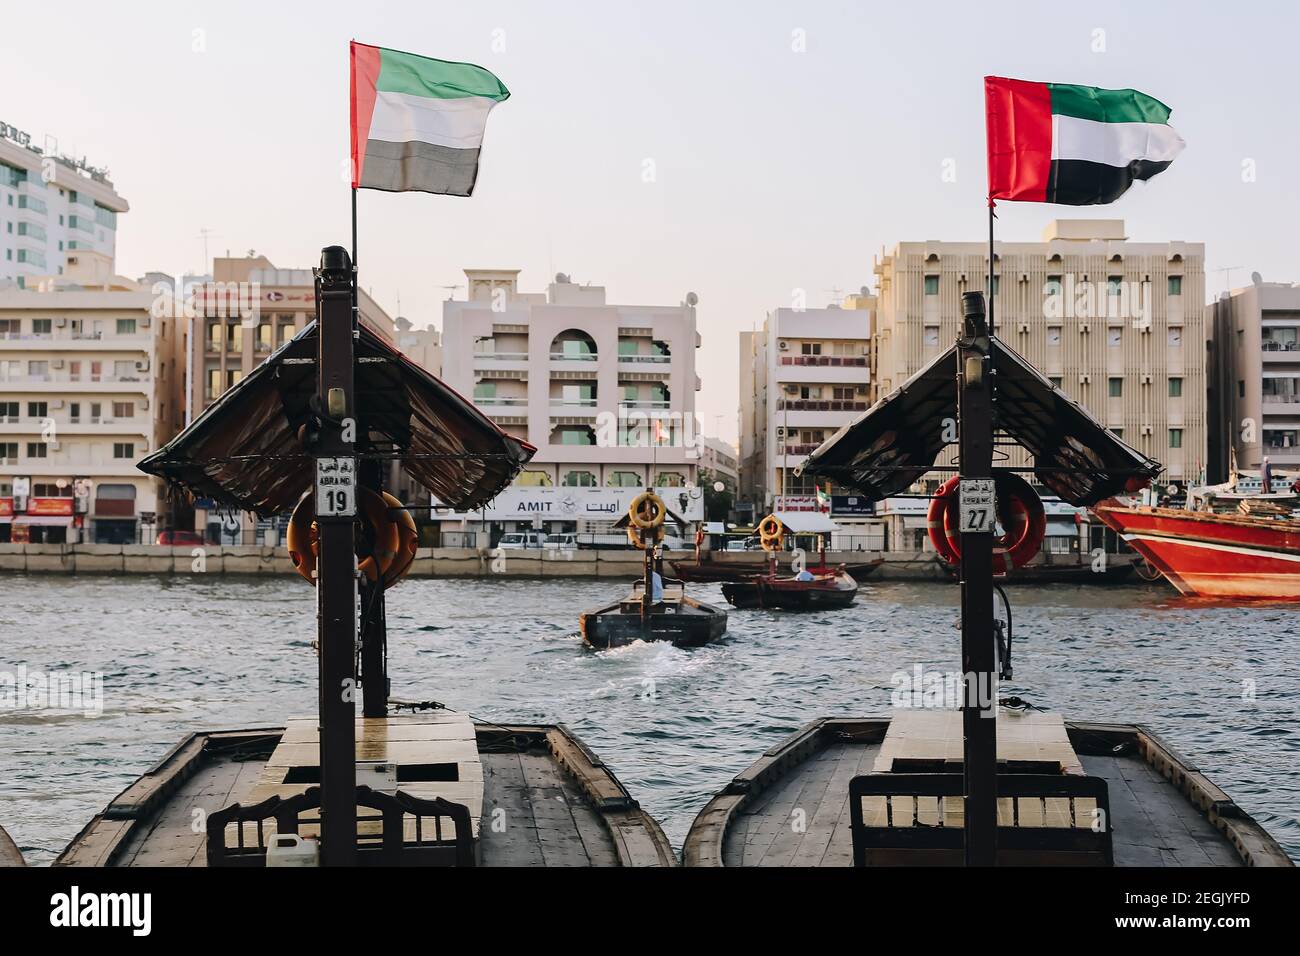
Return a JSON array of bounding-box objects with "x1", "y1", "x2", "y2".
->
[
  {"x1": 360, "y1": 139, "x2": 482, "y2": 197},
  {"x1": 1046, "y1": 159, "x2": 1174, "y2": 206}
]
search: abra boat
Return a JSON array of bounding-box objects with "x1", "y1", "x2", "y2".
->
[
  {"x1": 684, "y1": 291, "x2": 1292, "y2": 867},
  {"x1": 580, "y1": 491, "x2": 728, "y2": 648},
  {"x1": 720, "y1": 512, "x2": 859, "y2": 611},
  {"x1": 669, "y1": 553, "x2": 883, "y2": 583},
  {"x1": 54, "y1": 247, "x2": 674, "y2": 868}
]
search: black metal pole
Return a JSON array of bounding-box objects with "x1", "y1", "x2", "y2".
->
[
  {"x1": 359, "y1": 455, "x2": 388, "y2": 718},
  {"x1": 958, "y1": 289, "x2": 997, "y2": 866},
  {"x1": 315, "y1": 245, "x2": 358, "y2": 865}
]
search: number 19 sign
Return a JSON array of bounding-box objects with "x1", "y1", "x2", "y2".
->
[{"x1": 316, "y1": 457, "x2": 358, "y2": 517}]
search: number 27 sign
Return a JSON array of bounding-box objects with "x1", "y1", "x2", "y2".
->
[
  {"x1": 316, "y1": 457, "x2": 358, "y2": 517},
  {"x1": 958, "y1": 479, "x2": 996, "y2": 534}
]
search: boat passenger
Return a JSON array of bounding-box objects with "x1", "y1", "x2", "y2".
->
[
  {"x1": 651, "y1": 571, "x2": 664, "y2": 601},
  {"x1": 795, "y1": 569, "x2": 815, "y2": 582}
]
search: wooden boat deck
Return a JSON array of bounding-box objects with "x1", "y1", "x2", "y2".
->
[
  {"x1": 56, "y1": 722, "x2": 675, "y2": 868},
  {"x1": 684, "y1": 717, "x2": 1292, "y2": 868}
]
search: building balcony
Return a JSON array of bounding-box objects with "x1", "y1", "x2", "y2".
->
[
  {"x1": 1261, "y1": 344, "x2": 1300, "y2": 361},
  {"x1": 549, "y1": 398, "x2": 598, "y2": 412},
  {"x1": 616, "y1": 354, "x2": 670, "y2": 365},
  {"x1": 778, "y1": 354, "x2": 867, "y2": 367},
  {"x1": 0, "y1": 374, "x2": 153, "y2": 393},
  {"x1": 0, "y1": 332, "x2": 153, "y2": 350},
  {"x1": 781, "y1": 443, "x2": 822, "y2": 456},
  {"x1": 474, "y1": 351, "x2": 530, "y2": 362},
  {"x1": 475, "y1": 397, "x2": 528, "y2": 409},
  {"x1": 776, "y1": 399, "x2": 869, "y2": 413}
]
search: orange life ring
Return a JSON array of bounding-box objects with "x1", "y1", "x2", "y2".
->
[
  {"x1": 286, "y1": 487, "x2": 401, "y2": 586},
  {"x1": 926, "y1": 472, "x2": 1045, "y2": 573},
  {"x1": 381, "y1": 491, "x2": 419, "y2": 588},
  {"x1": 758, "y1": 515, "x2": 784, "y2": 552}
]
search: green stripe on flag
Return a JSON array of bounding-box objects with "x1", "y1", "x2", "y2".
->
[
  {"x1": 1048, "y1": 83, "x2": 1172, "y2": 125},
  {"x1": 376, "y1": 48, "x2": 510, "y2": 101}
]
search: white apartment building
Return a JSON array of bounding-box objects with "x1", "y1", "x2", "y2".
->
[
  {"x1": 440, "y1": 270, "x2": 704, "y2": 538},
  {"x1": 1209, "y1": 278, "x2": 1300, "y2": 475},
  {"x1": 699, "y1": 436, "x2": 738, "y2": 489},
  {"x1": 0, "y1": 119, "x2": 127, "y2": 285},
  {"x1": 873, "y1": 219, "x2": 1206, "y2": 483},
  {"x1": 738, "y1": 300, "x2": 873, "y2": 518},
  {"x1": 395, "y1": 316, "x2": 441, "y2": 377},
  {"x1": 0, "y1": 253, "x2": 180, "y2": 544}
]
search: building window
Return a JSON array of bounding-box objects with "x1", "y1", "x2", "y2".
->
[
  {"x1": 113, "y1": 442, "x2": 135, "y2": 459},
  {"x1": 1049, "y1": 376, "x2": 1063, "y2": 389},
  {"x1": 606, "y1": 471, "x2": 641, "y2": 487},
  {"x1": 1045, "y1": 275, "x2": 1062, "y2": 296},
  {"x1": 1168, "y1": 275, "x2": 1182, "y2": 296},
  {"x1": 923, "y1": 326, "x2": 939, "y2": 347},
  {"x1": 1169, "y1": 377, "x2": 1183, "y2": 398},
  {"x1": 27, "y1": 401, "x2": 48, "y2": 418},
  {"x1": 800, "y1": 342, "x2": 822, "y2": 355},
  {"x1": 617, "y1": 339, "x2": 638, "y2": 356},
  {"x1": 1111, "y1": 428, "x2": 1124, "y2": 439},
  {"x1": 516, "y1": 470, "x2": 552, "y2": 487},
  {"x1": 1238, "y1": 380, "x2": 1245, "y2": 398},
  {"x1": 26, "y1": 442, "x2": 48, "y2": 459},
  {"x1": 561, "y1": 470, "x2": 596, "y2": 487},
  {"x1": 555, "y1": 426, "x2": 595, "y2": 446},
  {"x1": 924, "y1": 275, "x2": 939, "y2": 295},
  {"x1": 1108, "y1": 378, "x2": 1123, "y2": 398},
  {"x1": 1107, "y1": 276, "x2": 1123, "y2": 296},
  {"x1": 32, "y1": 319, "x2": 52, "y2": 335},
  {"x1": 1107, "y1": 329, "x2": 1122, "y2": 348},
  {"x1": 655, "y1": 472, "x2": 685, "y2": 487},
  {"x1": 0, "y1": 402, "x2": 16, "y2": 421},
  {"x1": 116, "y1": 318, "x2": 137, "y2": 335},
  {"x1": 0, "y1": 442, "x2": 17, "y2": 464},
  {"x1": 1168, "y1": 429, "x2": 1183, "y2": 449},
  {"x1": 473, "y1": 382, "x2": 497, "y2": 401},
  {"x1": 112, "y1": 401, "x2": 133, "y2": 419},
  {"x1": 206, "y1": 367, "x2": 221, "y2": 398},
  {"x1": 28, "y1": 360, "x2": 49, "y2": 380},
  {"x1": 1046, "y1": 326, "x2": 1062, "y2": 347}
]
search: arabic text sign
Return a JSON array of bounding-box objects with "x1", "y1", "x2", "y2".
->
[
  {"x1": 315, "y1": 457, "x2": 357, "y2": 517},
  {"x1": 440, "y1": 486, "x2": 704, "y2": 522},
  {"x1": 958, "y1": 479, "x2": 996, "y2": 534}
]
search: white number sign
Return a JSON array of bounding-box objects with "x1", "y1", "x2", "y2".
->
[
  {"x1": 316, "y1": 457, "x2": 357, "y2": 517},
  {"x1": 958, "y1": 478, "x2": 996, "y2": 534}
]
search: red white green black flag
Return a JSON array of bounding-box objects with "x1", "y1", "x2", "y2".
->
[
  {"x1": 350, "y1": 42, "x2": 510, "y2": 196},
  {"x1": 985, "y1": 76, "x2": 1184, "y2": 205}
]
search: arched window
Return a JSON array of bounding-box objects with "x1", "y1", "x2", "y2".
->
[
  {"x1": 606, "y1": 471, "x2": 641, "y2": 488},
  {"x1": 551, "y1": 425, "x2": 596, "y2": 446},
  {"x1": 517, "y1": 470, "x2": 552, "y2": 487},
  {"x1": 562, "y1": 470, "x2": 596, "y2": 487},
  {"x1": 550, "y1": 329, "x2": 597, "y2": 360},
  {"x1": 655, "y1": 472, "x2": 685, "y2": 488}
]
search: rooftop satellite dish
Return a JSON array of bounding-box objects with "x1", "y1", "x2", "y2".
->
[
  {"x1": 1251, "y1": 271, "x2": 1263, "y2": 285},
  {"x1": 686, "y1": 292, "x2": 699, "y2": 306},
  {"x1": 555, "y1": 272, "x2": 569, "y2": 283}
]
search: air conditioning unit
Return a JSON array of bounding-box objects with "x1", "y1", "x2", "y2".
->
[
  {"x1": 48, "y1": 442, "x2": 60, "y2": 452},
  {"x1": 54, "y1": 317, "x2": 66, "y2": 328},
  {"x1": 861, "y1": 345, "x2": 870, "y2": 355},
  {"x1": 1079, "y1": 374, "x2": 1091, "y2": 385},
  {"x1": 1141, "y1": 425, "x2": 1153, "y2": 436},
  {"x1": 1017, "y1": 322, "x2": 1031, "y2": 333},
  {"x1": 1141, "y1": 374, "x2": 1153, "y2": 385},
  {"x1": 139, "y1": 317, "x2": 151, "y2": 329},
  {"x1": 139, "y1": 398, "x2": 149, "y2": 410},
  {"x1": 775, "y1": 426, "x2": 786, "y2": 439},
  {"x1": 1079, "y1": 322, "x2": 1091, "y2": 333},
  {"x1": 135, "y1": 360, "x2": 150, "y2": 372},
  {"x1": 51, "y1": 359, "x2": 65, "y2": 369},
  {"x1": 778, "y1": 340, "x2": 789, "y2": 351}
]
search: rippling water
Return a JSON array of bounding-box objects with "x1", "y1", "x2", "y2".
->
[{"x1": 2, "y1": 575, "x2": 1297, "y2": 865}]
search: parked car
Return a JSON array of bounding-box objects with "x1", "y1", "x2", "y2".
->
[
  {"x1": 156, "y1": 530, "x2": 206, "y2": 546},
  {"x1": 497, "y1": 532, "x2": 546, "y2": 549},
  {"x1": 543, "y1": 533, "x2": 578, "y2": 550}
]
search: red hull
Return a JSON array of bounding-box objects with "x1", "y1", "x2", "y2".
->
[{"x1": 1093, "y1": 503, "x2": 1300, "y2": 600}]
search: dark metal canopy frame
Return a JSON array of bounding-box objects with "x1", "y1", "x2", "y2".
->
[
  {"x1": 138, "y1": 246, "x2": 535, "y2": 864},
  {"x1": 798, "y1": 302, "x2": 1160, "y2": 865}
]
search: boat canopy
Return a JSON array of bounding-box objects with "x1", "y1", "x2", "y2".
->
[
  {"x1": 796, "y1": 337, "x2": 1161, "y2": 507},
  {"x1": 772, "y1": 511, "x2": 839, "y2": 534},
  {"x1": 139, "y1": 320, "x2": 535, "y2": 516}
]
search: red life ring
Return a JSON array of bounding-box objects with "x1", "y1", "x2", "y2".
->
[{"x1": 926, "y1": 472, "x2": 1046, "y2": 573}]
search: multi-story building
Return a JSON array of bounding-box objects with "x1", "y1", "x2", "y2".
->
[
  {"x1": 394, "y1": 316, "x2": 441, "y2": 376},
  {"x1": 439, "y1": 269, "x2": 704, "y2": 539},
  {"x1": 1208, "y1": 278, "x2": 1300, "y2": 478},
  {"x1": 0, "y1": 252, "x2": 182, "y2": 544},
  {"x1": 699, "y1": 436, "x2": 738, "y2": 489},
  {"x1": 873, "y1": 219, "x2": 1206, "y2": 483},
  {"x1": 0, "y1": 119, "x2": 128, "y2": 285},
  {"x1": 738, "y1": 300, "x2": 873, "y2": 519}
]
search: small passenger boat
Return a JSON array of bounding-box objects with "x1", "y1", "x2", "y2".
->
[
  {"x1": 720, "y1": 512, "x2": 859, "y2": 611},
  {"x1": 54, "y1": 246, "x2": 675, "y2": 868},
  {"x1": 580, "y1": 491, "x2": 728, "y2": 648}
]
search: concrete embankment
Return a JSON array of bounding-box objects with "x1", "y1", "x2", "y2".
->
[{"x1": 0, "y1": 544, "x2": 956, "y2": 579}]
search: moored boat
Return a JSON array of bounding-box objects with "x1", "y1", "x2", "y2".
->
[
  {"x1": 722, "y1": 568, "x2": 858, "y2": 610},
  {"x1": 1093, "y1": 502, "x2": 1300, "y2": 600},
  {"x1": 668, "y1": 553, "x2": 883, "y2": 583}
]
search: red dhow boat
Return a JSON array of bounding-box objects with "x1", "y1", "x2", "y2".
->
[{"x1": 1093, "y1": 501, "x2": 1300, "y2": 600}]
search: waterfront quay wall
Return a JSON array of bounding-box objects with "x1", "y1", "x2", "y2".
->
[{"x1": 0, "y1": 544, "x2": 960, "y2": 579}]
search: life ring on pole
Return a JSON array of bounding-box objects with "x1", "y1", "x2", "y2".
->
[
  {"x1": 628, "y1": 492, "x2": 666, "y2": 530},
  {"x1": 758, "y1": 514, "x2": 784, "y2": 553},
  {"x1": 380, "y1": 491, "x2": 419, "y2": 588},
  {"x1": 926, "y1": 472, "x2": 1046, "y2": 573},
  {"x1": 286, "y1": 487, "x2": 402, "y2": 586}
]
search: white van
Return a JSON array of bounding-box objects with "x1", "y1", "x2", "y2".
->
[
  {"x1": 497, "y1": 532, "x2": 545, "y2": 549},
  {"x1": 543, "y1": 533, "x2": 578, "y2": 550}
]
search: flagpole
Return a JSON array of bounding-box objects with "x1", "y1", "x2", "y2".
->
[{"x1": 987, "y1": 199, "x2": 995, "y2": 337}]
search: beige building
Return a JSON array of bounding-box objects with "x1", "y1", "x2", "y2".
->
[
  {"x1": 699, "y1": 436, "x2": 738, "y2": 490},
  {"x1": 0, "y1": 253, "x2": 183, "y2": 543},
  {"x1": 738, "y1": 298, "x2": 873, "y2": 518},
  {"x1": 439, "y1": 270, "x2": 705, "y2": 538},
  {"x1": 873, "y1": 219, "x2": 1206, "y2": 483},
  {"x1": 1209, "y1": 278, "x2": 1300, "y2": 476},
  {"x1": 0, "y1": 118, "x2": 128, "y2": 285},
  {"x1": 187, "y1": 254, "x2": 395, "y2": 424},
  {"x1": 395, "y1": 316, "x2": 441, "y2": 376}
]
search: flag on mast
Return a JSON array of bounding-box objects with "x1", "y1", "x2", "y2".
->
[
  {"x1": 985, "y1": 76, "x2": 1184, "y2": 205},
  {"x1": 350, "y1": 41, "x2": 510, "y2": 196}
]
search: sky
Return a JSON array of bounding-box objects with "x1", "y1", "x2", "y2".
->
[{"x1": 6, "y1": 0, "x2": 1298, "y2": 444}]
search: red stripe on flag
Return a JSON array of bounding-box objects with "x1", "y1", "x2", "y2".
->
[
  {"x1": 985, "y1": 76, "x2": 1052, "y2": 203},
  {"x1": 350, "y1": 42, "x2": 382, "y2": 188}
]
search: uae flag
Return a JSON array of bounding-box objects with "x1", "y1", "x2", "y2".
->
[
  {"x1": 985, "y1": 76, "x2": 1184, "y2": 205},
  {"x1": 350, "y1": 42, "x2": 510, "y2": 196}
]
